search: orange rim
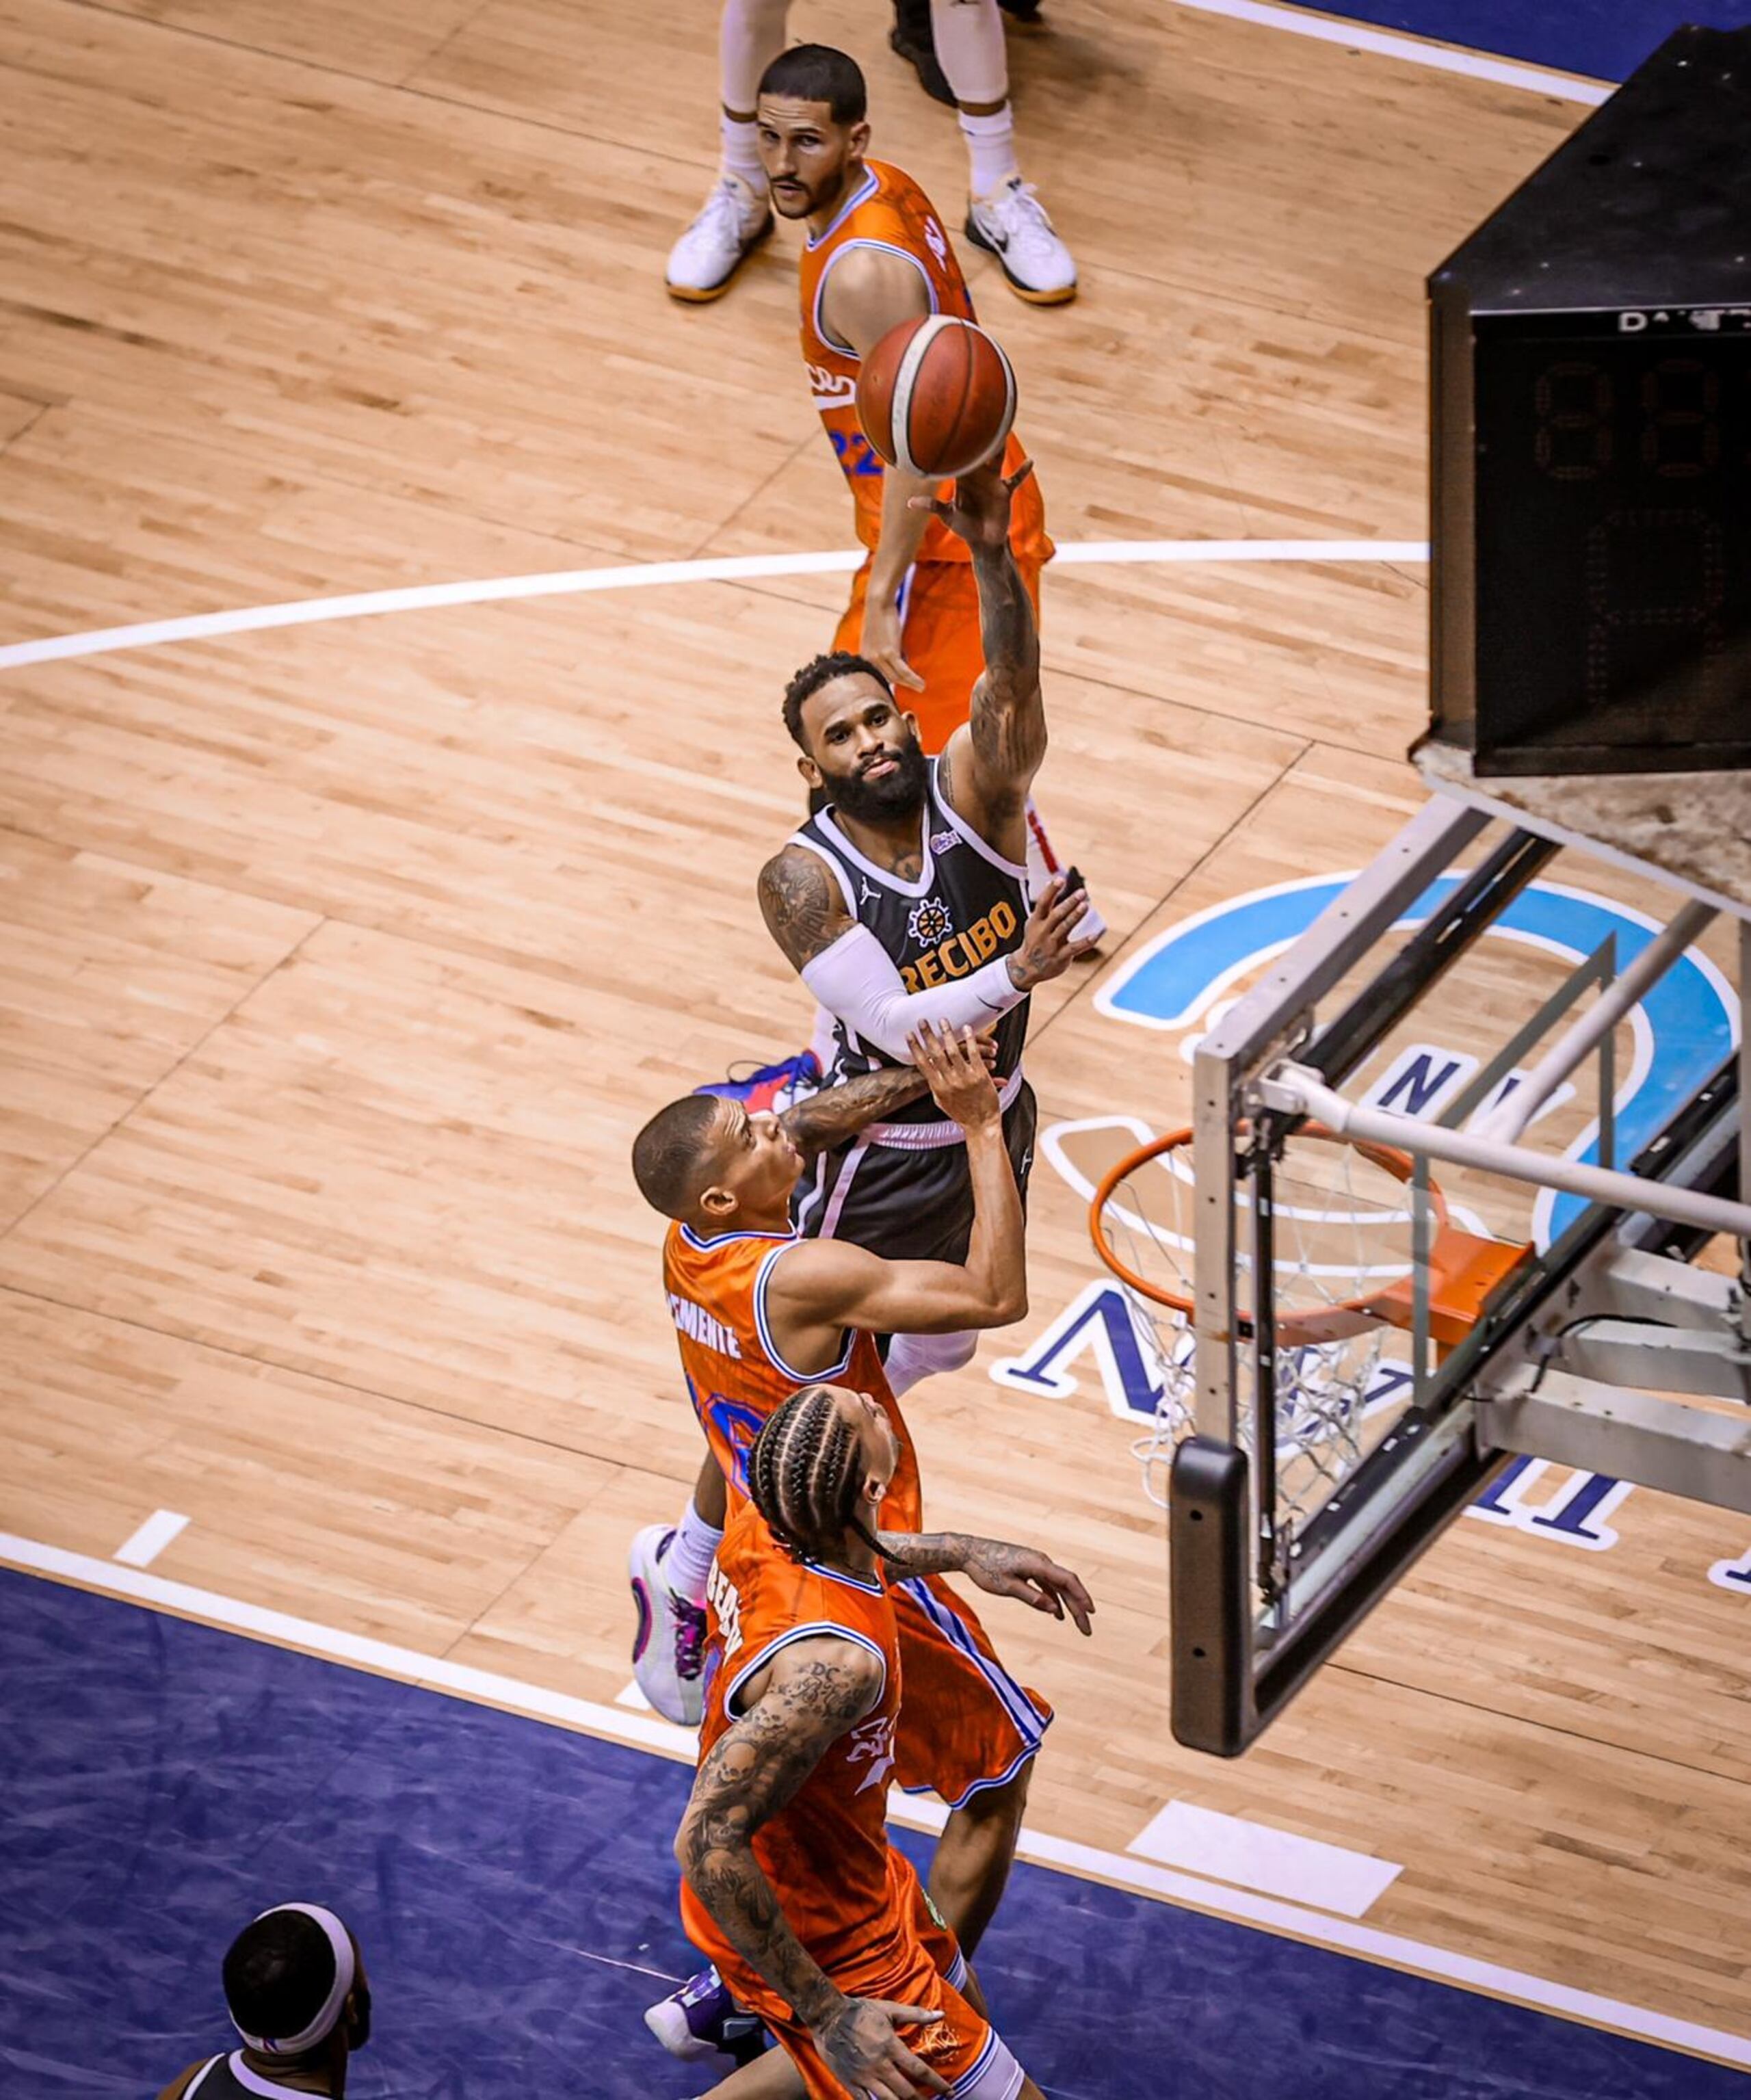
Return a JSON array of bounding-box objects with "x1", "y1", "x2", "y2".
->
[{"x1": 1088, "y1": 1121, "x2": 1449, "y2": 1343}]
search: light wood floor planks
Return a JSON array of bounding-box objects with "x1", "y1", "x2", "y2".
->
[{"x1": 2, "y1": 0, "x2": 1748, "y2": 2051}]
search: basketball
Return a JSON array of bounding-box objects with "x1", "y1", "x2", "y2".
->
[{"x1": 856, "y1": 315, "x2": 1017, "y2": 480}]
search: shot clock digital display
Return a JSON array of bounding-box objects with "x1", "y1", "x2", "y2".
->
[
  {"x1": 1425, "y1": 25, "x2": 1751, "y2": 777},
  {"x1": 1468, "y1": 313, "x2": 1751, "y2": 773}
]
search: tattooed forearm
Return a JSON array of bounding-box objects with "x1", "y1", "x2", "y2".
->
[
  {"x1": 679, "y1": 1722, "x2": 842, "y2": 2024},
  {"x1": 874, "y1": 1530, "x2": 981, "y2": 1577},
  {"x1": 876, "y1": 1530, "x2": 1097, "y2": 1633},
  {"x1": 675, "y1": 1646, "x2": 880, "y2": 2024},
  {"x1": 780, "y1": 1065, "x2": 927, "y2": 1158},
  {"x1": 967, "y1": 542, "x2": 1046, "y2": 791},
  {"x1": 759, "y1": 848, "x2": 850, "y2": 971}
]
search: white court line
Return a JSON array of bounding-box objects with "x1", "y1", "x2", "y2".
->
[
  {"x1": 1169, "y1": 0, "x2": 1611, "y2": 103},
  {"x1": 113, "y1": 1508, "x2": 189, "y2": 1568},
  {"x1": 0, "y1": 540, "x2": 1431, "y2": 672},
  {"x1": 3, "y1": 1527, "x2": 1748, "y2": 2071}
]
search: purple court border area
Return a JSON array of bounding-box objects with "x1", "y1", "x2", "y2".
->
[
  {"x1": 1259, "y1": 0, "x2": 1751, "y2": 85},
  {"x1": 3, "y1": 1569, "x2": 1747, "y2": 2099}
]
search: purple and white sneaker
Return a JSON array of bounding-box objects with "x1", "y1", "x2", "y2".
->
[
  {"x1": 629, "y1": 1525, "x2": 708, "y2": 1727},
  {"x1": 644, "y1": 1964, "x2": 768, "y2": 2065}
]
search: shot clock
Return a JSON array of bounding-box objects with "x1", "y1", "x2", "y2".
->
[{"x1": 1427, "y1": 27, "x2": 1751, "y2": 776}]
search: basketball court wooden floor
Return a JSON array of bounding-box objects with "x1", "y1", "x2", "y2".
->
[{"x1": 1, "y1": 0, "x2": 1748, "y2": 2070}]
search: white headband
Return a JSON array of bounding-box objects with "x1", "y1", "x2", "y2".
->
[{"x1": 231, "y1": 1902, "x2": 356, "y2": 2056}]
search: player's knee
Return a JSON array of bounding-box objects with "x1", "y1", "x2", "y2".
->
[{"x1": 960, "y1": 1759, "x2": 1032, "y2": 1831}]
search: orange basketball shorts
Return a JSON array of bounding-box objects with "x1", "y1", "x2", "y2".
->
[
  {"x1": 835, "y1": 555, "x2": 1046, "y2": 756},
  {"x1": 891, "y1": 1571, "x2": 1051, "y2": 1809},
  {"x1": 725, "y1": 1861, "x2": 1026, "y2": 2100}
]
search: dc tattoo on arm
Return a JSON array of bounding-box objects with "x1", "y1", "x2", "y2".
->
[{"x1": 759, "y1": 848, "x2": 850, "y2": 971}]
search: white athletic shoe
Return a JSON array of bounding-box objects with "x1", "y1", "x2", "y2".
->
[
  {"x1": 665, "y1": 175, "x2": 774, "y2": 302},
  {"x1": 1071, "y1": 895, "x2": 1109, "y2": 950},
  {"x1": 964, "y1": 178, "x2": 1077, "y2": 305},
  {"x1": 629, "y1": 1524, "x2": 709, "y2": 1726}
]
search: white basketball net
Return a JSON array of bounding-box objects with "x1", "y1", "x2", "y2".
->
[{"x1": 1097, "y1": 1133, "x2": 1417, "y2": 1529}]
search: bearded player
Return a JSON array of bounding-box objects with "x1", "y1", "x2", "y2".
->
[
  {"x1": 755, "y1": 44, "x2": 1098, "y2": 929},
  {"x1": 761, "y1": 443, "x2": 1093, "y2": 1334},
  {"x1": 666, "y1": 2, "x2": 1076, "y2": 308},
  {"x1": 676, "y1": 1384, "x2": 1093, "y2": 2100}
]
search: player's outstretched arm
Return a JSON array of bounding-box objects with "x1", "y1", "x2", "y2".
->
[
  {"x1": 761, "y1": 848, "x2": 1092, "y2": 1056},
  {"x1": 911, "y1": 460, "x2": 1046, "y2": 836},
  {"x1": 821, "y1": 246, "x2": 937, "y2": 696},
  {"x1": 780, "y1": 1062, "x2": 931, "y2": 1159},
  {"x1": 676, "y1": 1636, "x2": 949, "y2": 2100},
  {"x1": 778, "y1": 1036, "x2": 1003, "y2": 1163},
  {"x1": 764, "y1": 1025, "x2": 1027, "y2": 1352},
  {"x1": 874, "y1": 1532, "x2": 1096, "y2": 1636}
]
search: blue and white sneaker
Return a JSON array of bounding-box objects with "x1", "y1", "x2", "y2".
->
[
  {"x1": 694, "y1": 1049, "x2": 821, "y2": 1118},
  {"x1": 629, "y1": 1526, "x2": 708, "y2": 1727},
  {"x1": 644, "y1": 1964, "x2": 768, "y2": 2064}
]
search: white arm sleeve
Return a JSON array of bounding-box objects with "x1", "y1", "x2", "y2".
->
[{"x1": 800, "y1": 923, "x2": 1023, "y2": 1063}]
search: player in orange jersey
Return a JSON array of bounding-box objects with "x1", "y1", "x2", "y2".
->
[
  {"x1": 759, "y1": 44, "x2": 1044, "y2": 751},
  {"x1": 665, "y1": 2, "x2": 1076, "y2": 307},
  {"x1": 677, "y1": 1384, "x2": 1092, "y2": 2100},
  {"x1": 756, "y1": 45, "x2": 1098, "y2": 932},
  {"x1": 633, "y1": 1023, "x2": 1081, "y2": 2071}
]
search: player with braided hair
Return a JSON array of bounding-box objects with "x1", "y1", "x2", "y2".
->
[
  {"x1": 678, "y1": 1383, "x2": 1092, "y2": 2100},
  {"x1": 635, "y1": 1021, "x2": 1059, "y2": 2072},
  {"x1": 747, "y1": 1378, "x2": 886, "y2": 1567}
]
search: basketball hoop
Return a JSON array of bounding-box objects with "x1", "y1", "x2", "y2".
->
[{"x1": 1090, "y1": 1122, "x2": 1526, "y2": 1514}]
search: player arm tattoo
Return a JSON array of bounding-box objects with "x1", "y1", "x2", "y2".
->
[
  {"x1": 876, "y1": 1530, "x2": 1096, "y2": 1633},
  {"x1": 675, "y1": 1649, "x2": 880, "y2": 2027},
  {"x1": 966, "y1": 542, "x2": 1046, "y2": 806},
  {"x1": 780, "y1": 1064, "x2": 928, "y2": 1158},
  {"x1": 758, "y1": 847, "x2": 852, "y2": 973}
]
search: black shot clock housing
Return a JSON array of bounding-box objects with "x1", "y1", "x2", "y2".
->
[{"x1": 1427, "y1": 26, "x2": 1751, "y2": 776}]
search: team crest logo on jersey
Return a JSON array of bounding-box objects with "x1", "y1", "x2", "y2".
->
[
  {"x1": 929, "y1": 828, "x2": 959, "y2": 856},
  {"x1": 845, "y1": 1711, "x2": 897, "y2": 1794},
  {"x1": 908, "y1": 896, "x2": 955, "y2": 946},
  {"x1": 806, "y1": 360, "x2": 857, "y2": 406},
  {"x1": 923, "y1": 216, "x2": 948, "y2": 269}
]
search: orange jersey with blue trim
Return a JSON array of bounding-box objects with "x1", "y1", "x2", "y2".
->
[
  {"x1": 682, "y1": 1500, "x2": 919, "y2": 1982},
  {"x1": 798, "y1": 158, "x2": 1051, "y2": 566},
  {"x1": 663, "y1": 1221, "x2": 923, "y2": 1531}
]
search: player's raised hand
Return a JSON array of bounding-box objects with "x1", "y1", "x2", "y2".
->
[
  {"x1": 950, "y1": 1538, "x2": 1096, "y2": 1636},
  {"x1": 907, "y1": 1021, "x2": 1000, "y2": 1131},
  {"x1": 813, "y1": 1997, "x2": 951, "y2": 2099},
  {"x1": 860, "y1": 590, "x2": 927, "y2": 692},
  {"x1": 908, "y1": 456, "x2": 1034, "y2": 553},
  {"x1": 1005, "y1": 873, "x2": 1096, "y2": 993}
]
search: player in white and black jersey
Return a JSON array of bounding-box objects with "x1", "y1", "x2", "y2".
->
[
  {"x1": 757, "y1": 458, "x2": 1094, "y2": 1350},
  {"x1": 156, "y1": 1904, "x2": 371, "y2": 2100}
]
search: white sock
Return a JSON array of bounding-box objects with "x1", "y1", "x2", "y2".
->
[
  {"x1": 665, "y1": 1497, "x2": 724, "y2": 1605},
  {"x1": 808, "y1": 1001, "x2": 838, "y2": 1073},
  {"x1": 719, "y1": 112, "x2": 765, "y2": 196},
  {"x1": 885, "y1": 1330, "x2": 979, "y2": 1399},
  {"x1": 958, "y1": 107, "x2": 1020, "y2": 200},
  {"x1": 1023, "y1": 796, "x2": 1059, "y2": 894},
  {"x1": 720, "y1": 0, "x2": 789, "y2": 109},
  {"x1": 932, "y1": 0, "x2": 1010, "y2": 106}
]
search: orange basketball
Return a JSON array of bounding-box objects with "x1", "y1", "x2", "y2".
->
[{"x1": 856, "y1": 315, "x2": 1017, "y2": 479}]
